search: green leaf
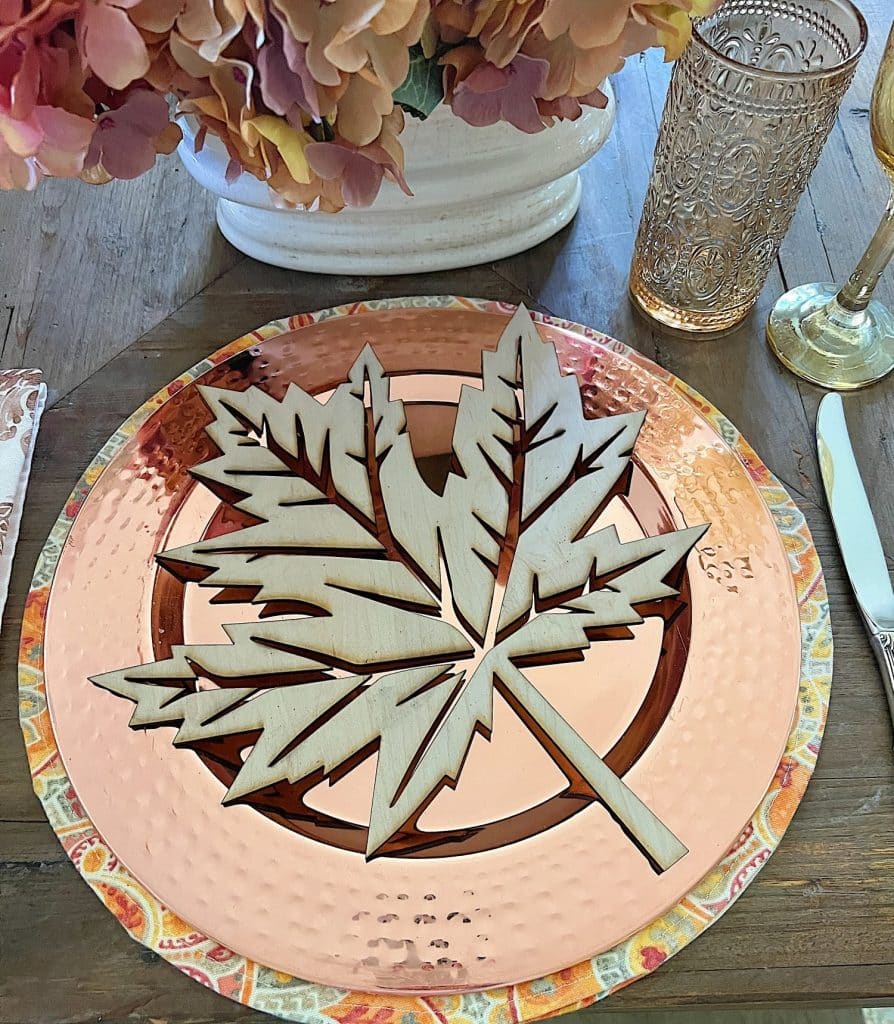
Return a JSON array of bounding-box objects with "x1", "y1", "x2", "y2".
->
[{"x1": 393, "y1": 45, "x2": 444, "y2": 120}]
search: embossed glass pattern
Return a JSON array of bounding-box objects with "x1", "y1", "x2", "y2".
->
[{"x1": 630, "y1": 0, "x2": 867, "y2": 334}]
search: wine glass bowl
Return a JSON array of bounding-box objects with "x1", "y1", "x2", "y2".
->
[
  {"x1": 768, "y1": 22, "x2": 894, "y2": 389},
  {"x1": 871, "y1": 22, "x2": 894, "y2": 181}
]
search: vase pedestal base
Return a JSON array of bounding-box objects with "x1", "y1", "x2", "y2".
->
[
  {"x1": 214, "y1": 172, "x2": 582, "y2": 276},
  {"x1": 177, "y1": 86, "x2": 615, "y2": 276}
]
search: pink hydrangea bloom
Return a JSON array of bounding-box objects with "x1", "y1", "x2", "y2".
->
[
  {"x1": 0, "y1": 11, "x2": 93, "y2": 187},
  {"x1": 76, "y1": 0, "x2": 148, "y2": 90},
  {"x1": 257, "y1": 11, "x2": 319, "y2": 120},
  {"x1": 0, "y1": 0, "x2": 714, "y2": 206},
  {"x1": 0, "y1": 102, "x2": 91, "y2": 186},
  {"x1": 84, "y1": 87, "x2": 170, "y2": 178},
  {"x1": 443, "y1": 46, "x2": 550, "y2": 133},
  {"x1": 306, "y1": 135, "x2": 412, "y2": 208}
]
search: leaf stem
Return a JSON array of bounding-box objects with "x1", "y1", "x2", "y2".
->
[{"x1": 496, "y1": 662, "x2": 687, "y2": 872}]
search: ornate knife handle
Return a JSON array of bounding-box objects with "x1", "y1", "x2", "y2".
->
[{"x1": 865, "y1": 619, "x2": 894, "y2": 741}]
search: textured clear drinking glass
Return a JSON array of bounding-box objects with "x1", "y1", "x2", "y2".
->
[{"x1": 629, "y1": 0, "x2": 867, "y2": 335}]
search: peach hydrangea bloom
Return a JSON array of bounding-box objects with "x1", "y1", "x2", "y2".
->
[{"x1": 0, "y1": 0, "x2": 717, "y2": 208}]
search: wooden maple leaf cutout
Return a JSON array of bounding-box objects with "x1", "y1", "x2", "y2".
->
[{"x1": 93, "y1": 306, "x2": 707, "y2": 872}]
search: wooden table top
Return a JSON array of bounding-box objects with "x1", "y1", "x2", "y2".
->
[{"x1": 2, "y1": 4, "x2": 893, "y2": 1021}]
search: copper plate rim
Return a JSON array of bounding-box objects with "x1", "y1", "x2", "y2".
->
[{"x1": 21, "y1": 297, "x2": 826, "y2": 1016}]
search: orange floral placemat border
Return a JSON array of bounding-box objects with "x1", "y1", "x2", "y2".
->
[{"x1": 19, "y1": 296, "x2": 831, "y2": 1024}]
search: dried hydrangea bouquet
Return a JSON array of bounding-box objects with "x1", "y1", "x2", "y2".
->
[{"x1": 1, "y1": 1, "x2": 712, "y2": 270}]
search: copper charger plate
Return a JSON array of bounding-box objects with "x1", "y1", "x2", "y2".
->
[{"x1": 38, "y1": 301, "x2": 801, "y2": 997}]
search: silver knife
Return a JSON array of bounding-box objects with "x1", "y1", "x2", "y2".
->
[{"x1": 817, "y1": 392, "x2": 894, "y2": 735}]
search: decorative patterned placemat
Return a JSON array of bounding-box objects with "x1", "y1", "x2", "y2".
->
[{"x1": 19, "y1": 296, "x2": 830, "y2": 1022}]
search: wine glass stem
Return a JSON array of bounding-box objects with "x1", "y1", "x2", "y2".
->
[{"x1": 837, "y1": 187, "x2": 894, "y2": 314}]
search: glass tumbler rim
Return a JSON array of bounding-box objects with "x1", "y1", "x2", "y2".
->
[{"x1": 691, "y1": 0, "x2": 868, "y2": 83}]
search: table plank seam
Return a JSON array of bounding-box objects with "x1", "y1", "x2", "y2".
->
[{"x1": 45, "y1": 253, "x2": 248, "y2": 408}]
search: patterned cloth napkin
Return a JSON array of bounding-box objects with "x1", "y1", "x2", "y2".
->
[{"x1": 0, "y1": 370, "x2": 46, "y2": 631}]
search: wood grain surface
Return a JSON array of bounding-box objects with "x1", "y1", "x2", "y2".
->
[{"x1": 2, "y1": 3, "x2": 894, "y2": 1020}]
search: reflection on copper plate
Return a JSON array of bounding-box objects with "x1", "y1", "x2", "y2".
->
[{"x1": 43, "y1": 308, "x2": 801, "y2": 995}]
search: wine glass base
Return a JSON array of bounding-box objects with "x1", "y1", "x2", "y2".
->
[{"x1": 767, "y1": 283, "x2": 894, "y2": 390}]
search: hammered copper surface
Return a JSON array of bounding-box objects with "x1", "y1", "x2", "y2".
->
[{"x1": 43, "y1": 308, "x2": 801, "y2": 994}]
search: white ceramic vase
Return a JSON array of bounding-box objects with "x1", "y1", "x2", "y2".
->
[{"x1": 177, "y1": 82, "x2": 615, "y2": 275}]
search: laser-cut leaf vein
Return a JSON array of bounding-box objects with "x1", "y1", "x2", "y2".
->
[{"x1": 93, "y1": 306, "x2": 707, "y2": 869}]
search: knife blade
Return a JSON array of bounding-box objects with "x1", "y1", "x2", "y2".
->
[
  {"x1": 816, "y1": 393, "x2": 894, "y2": 629},
  {"x1": 816, "y1": 392, "x2": 894, "y2": 737}
]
